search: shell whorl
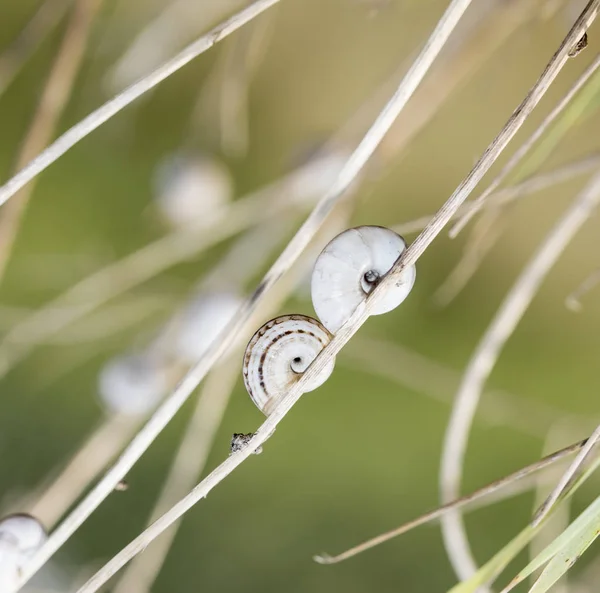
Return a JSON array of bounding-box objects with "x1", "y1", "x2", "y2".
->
[
  {"x1": 242, "y1": 315, "x2": 335, "y2": 415},
  {"x1": 311, "y1": 225, "x2": 416, "y2": 333}
]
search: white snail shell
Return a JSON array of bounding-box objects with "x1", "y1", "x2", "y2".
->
[
  {"x1": 173, "y1": 291, "x2": 242, "y2": 365},
  {"x1": 98, "y1": 353, "x2": 169, "y2": 415},
  {"x1": 0, "y1": 514, "x2": 46, "y2": 588},
  {"x1": 311, "y1": 225, "x2": 416, "y2": 333},
  {"x1": 243, "y1": 315, "x2": 335, "y2": 416},
  {"x1": 154, "y1": 154, "x2": 232, "y2": 228},
  {"x1": 0, "y1": 514, "x2": 46, "y2": 554}
]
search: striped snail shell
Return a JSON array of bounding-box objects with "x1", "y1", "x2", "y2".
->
[
  {"x1": 243, "y1": 315, "x2": 335, "y2": 416},
  {"x1": 311, "y1": 225, "x2": 416, "y2": 333}
]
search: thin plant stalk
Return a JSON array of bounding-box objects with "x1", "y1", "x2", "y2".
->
[
  {"x1": 439, "y1": 168, "x2": 600, "y2": 584},
  {"x1": 0, "y1": 0, "x2": 70, "y2": 97},
  {"x1": 111, "y1": 208, "x2": 333, "y2": 593},
  {"x1": 533, "y1": 422, "x2": 600, "y2": 526},
  {"x1": 393, "y1": 152, "x2": 600, "y2": 236},
  {"x1": 434, "y1": 51, "x2": 600, "y2": 306},
  {"x1": 528, "y1": 423, "x2": 577, "y2": 593},
  {"x1": 0, "y1": 0, "x2": 283, "y2": 208},
  {"x1": 112, "y1": 358, "x2": 239, "y2": 593},
  {"x1": 0, "y1": 155, "x2": 333, "y2": 378},
  {"x1": 14, "y1": 2, "x2": 477, "y2": 588},
  {"x1": 314, "y1": 438, "x2": 587, "y2": 565},
  {"x1": 65, "y1": 5, "x2": 600, "y2": 591},
  {"x1": 0, "y1": 0, "x2": 104, "y2": 284},
  {"x1": 27, "y1": 415, "x2": 140, "y2": 528},
  {"x1": 565, "y1": 267, "x2": 600, "y2": 311},
  {"x1": 106, "y1": 0, "x2": 245, "y2": 90},
  {"x1": 450, "y1": 52, "x2": 600, "y2": 237}
]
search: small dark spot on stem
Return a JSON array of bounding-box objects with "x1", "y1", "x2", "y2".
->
[{"x1": 568, "y1": 32, "x2": 588, "y2": 58}]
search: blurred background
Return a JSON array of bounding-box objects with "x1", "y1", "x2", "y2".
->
[{"x1": 1, "y1": 0, "x2": 600, "y2": 591}]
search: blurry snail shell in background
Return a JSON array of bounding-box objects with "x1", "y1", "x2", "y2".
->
[
  {"x1": 311, "y1": 225, "x2": 416, "y2": 333},
  {"x1": 0, "y1": 514, "x2": 46, "y2": 589},
  {"x1": 98, "y1": 353, "x2": 169, "y2": 416},
  {"x1": 0, "y1": 514, "x2": 46, "y2": 553},
  {"x1": 243, "y1": 315, "x2": 335, "y2": 416},
  {"x1": 154, "y1": 154, "x2": 232, "y2": 228},
  {"x1": 173, "y1": 291, "x2": 242, "y2": 365}
]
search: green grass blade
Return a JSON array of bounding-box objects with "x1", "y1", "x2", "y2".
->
[
  {"x1": 527, "y1": 494, "x2": 600, "y2": 593},
  {"x1": 500, "y1": 495, "x2": 600, "y2": 593},
  {"x1": 446, "y1": 455, "x2": 600, "y2": 593}
]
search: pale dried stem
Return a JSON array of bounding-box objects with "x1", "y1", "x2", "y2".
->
[
  {"x1": 377, "y1": 0, "x2": 544, "y2": 160},
  {"x1": 0, "y1": 159, "x2": 325, "y2": 378},
  {"x1": 218, "y1": 15, "x2": 273, "y2": 157},
  {"x1": 0, "y1": 0, "x2": 103, "y2": 283},
  {"x1": 0, "y1": 0, "x2": 282, "y2": 208},
  {"x1": 112, "y1": 358, "x2": 239, "y2": 593},
  {"x1": 565, "y1": 266, "x2": 600, "y2": 310},
  {"x1": 3, "y1": 1, "x2": 478, "y2": 589},
  {"x1": 434, "y1": 208, "x2": 506, "y2": 306},
  {"x1": 112, "y1": 210, "x2": 321, "y2": 593},
  {"x1": 450, "y1": 51, "x2": 600, "y2": 238},
  {"x1": 68, "y1": 3, "x2": 600, "y2": 591},
  {"x1": 343, "y1": 337, "x2": 598, "y2": 438},
  {"x1": 27, "y1": 416, "x2": 140, "y2": 528},
  {"x1": 440, "y1": 167, "x2": 600, "y2": 583},
  {"x1": 434, "y1": 50, "x2": 600, "y2": 307},
  {"x1": 533, "y1": 421, "x2": 600, "y2": 526},
  {"x1": 393, "y1": 152, "x2": 600, "y2": 236},
  {"x1": 107, "y1": 0, "x2": 245, "y2": 90},
  {"x1": 0, "y1": 0, "x2": 70, "y2": 97},
  {"x1": 314, "y1": 438, "x2": 587, "y2": 565},
  {"x1": 529, "y1": 423, "x2": 578, "y2": 592}
]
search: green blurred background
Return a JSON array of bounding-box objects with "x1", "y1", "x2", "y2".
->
[{"x1": 1, "y1": 0, "x2": 600, "y2": 591}]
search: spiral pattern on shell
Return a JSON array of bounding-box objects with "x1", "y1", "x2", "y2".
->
[
  {"x1": 311, "y1": 225, "x2": 416, "y2": 333},
  {"x1": 243, "y1": 315, "x2": 335, "y2": 415}
]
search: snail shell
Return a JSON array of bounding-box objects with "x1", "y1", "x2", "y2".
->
[
  {"x1": 311, "y1": 225, "x2": 416, "y2": 333},
  {"x1": 173, "y1": 291, "x2": 242, "y2": 365},
  {"x1": 0, "y1": 514, "x2": 46, "y2": 589},
  {"x1": 0, "y1": 514, "x2": 46, "y2": 554},
  {"x1": 98, "y1": 353, "x2": 169, "y2": 416},
  {"x1": 154, "y1": 154, "x2": 232, "y2": 228},
  {"x1": 243, "y1": 315, "x2": 335, "y2": 416}
]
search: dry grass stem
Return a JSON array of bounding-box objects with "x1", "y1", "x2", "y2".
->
[
  {"x1": 0, "y1": 0, "x2": 282, "y2": 208},
  {"x1": 0, "y1": 0, "x2": 103, "y2": 283},
  {"x1": 440, "y1": 167, "x2": 600, "y2": 583},
  {"x1": 0, "y1": 0, "x2": 70, "y2": 97},
  {"x1": 62, "y1": 3, "x2": 600, "y2": 590},
  {"x1": 0, "y1": 155, "x2": 334, "y2": 378},
  {"x1": 450, "y1": 51, "x2": 600, "y2": 238},
  {"x1": 0, "y1": 1, "x2": 478, "y2": 589},
  {"x1": 314, "y1": 438, "x2": 587, "y2": 565},
  {"x1": 533, "y1": 422, "x2": 600, "y2": 526},
  {"x1": 217, "y1": 16, "x2": 273, "y2": 157},
  {"x1": 343, "y1": 337, "x2": 598, "y2": 438},
  {"x1": 26, "y1": 416, "x2": 140, "y2": 528},
  {"x1": 377, "y1": 0, "x2": 544, "y2": 161},
  {"x1": 112, "y1": 358, "x2": 239, "y2": 593},
  {"x1": 434, "y1": 208, "x2": 506, "y2": 306},
  {"x1": 528, "y1": 423, "x2": 578, "y2": 593},
  {"x1": 392, "y1": 152, "x2": 600, "y2": 236},
  {"x1": 565, "y1": 267, "x2": 600, "y2": 310},
  {"x1": 106, "y1": 0, "x2": 245, "y2": 90}
]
